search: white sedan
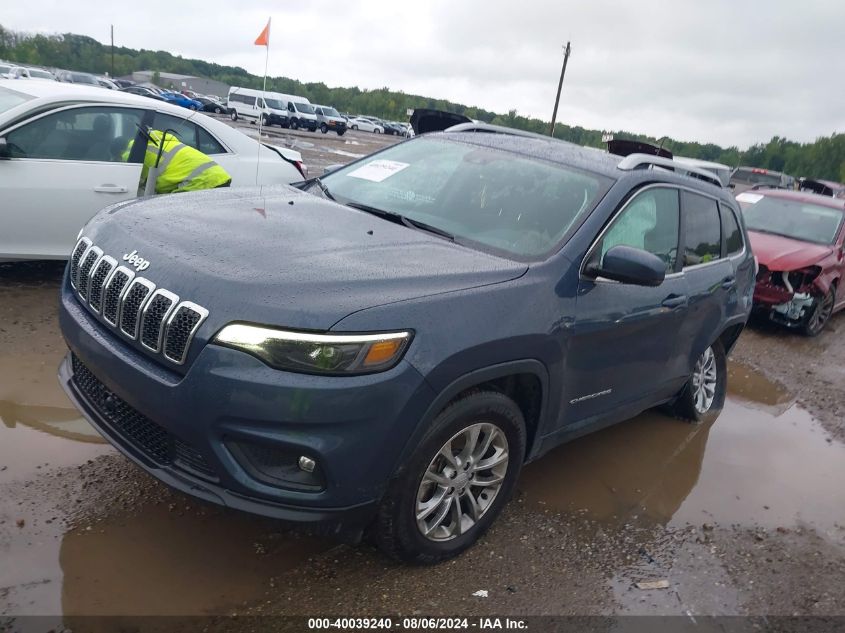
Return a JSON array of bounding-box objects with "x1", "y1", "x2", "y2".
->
[
  {"x1": 0, "y1": 80, "x2": 307, "y2": 260},
  {"x1": 348, "y1": 117, "x2": 384, "y2": 133}
]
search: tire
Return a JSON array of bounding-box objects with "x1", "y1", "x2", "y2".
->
[
  {"x1": 262, "y1": 114, "x2": 270, "y2": 127},
  {"x1": 375, "y1": 129, "x2": 381, "y2": 134},
  {"x1": 337, "y1": 129, "x2": 346, "y2": 136},
  {"x1": 189, "y1": 104, "x2": 197, "y2": 111},
  {"x1": 352, "y1": 125, "x2": 358, "y2": 130},
  {"x1": 375, "y1": 391, "x2": 525, "y2": 564},
  {"x1": 214, "y1": 106, "x2": 222, "y2": 114},
  {"x1": 229, "y1": 110, "x2": 238, "y2": 121},
  {"x1": 670, "y1": 340, "x2": 727, "y2": 423},
  {"x1": 291, "y1": 119, "x2": 299, "y2": 130},
  {"x1": 320, "y1": 123, "x2": 328, "y2": 134},
  {"x1": 801, "y1": 288, "x2": 835, "y2": 337}
]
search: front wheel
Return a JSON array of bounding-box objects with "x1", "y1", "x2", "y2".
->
[
  {"x1": 290, "y1": 119, "x2": 299, "y2": 130},
  {"x1": 229, "y1": 110, "x2": 238, "y2": 121},
  {"x1": 214, "y1": 106, "x2": 222, "y2": 114},
  {"x1": 352, "y1": 124, "x2": 358, "y2": 130},
  {"x1": 375, "y1": 391, "x2": 525, "y2": 564},
  {"x1": 337, "y1": 129, "x2": 346, "y2": 136},
  {"x1": 670, "y1": 341, "x2": 727, "y2": 422},
  {"x1": 802, "y1": 288, "x2": 835, "y2": 336},
  {"x1": 262, "y1": 114, "x2": 270, "y2": 127},
  {"x1": 320, "y1": 123, "x2": 328, "y2": 133},
  {"x1": 374, "y1": 128, "x2": 381, "y2": 134}
]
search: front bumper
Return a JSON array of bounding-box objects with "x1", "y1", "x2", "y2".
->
[
  {"x1": 267, "y1": 113, "x2": 289, "y2": 126},
  {"x1": 58, "y1": 284, "x2": 435, "y2": 528},
  {"x1": 753, "y1": 281, "x2": 814, "y2": 326}
]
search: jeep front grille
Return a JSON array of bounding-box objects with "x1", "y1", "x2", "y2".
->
[{"x1": 70, "y1": 238, "x2": 209, "y2": 366}]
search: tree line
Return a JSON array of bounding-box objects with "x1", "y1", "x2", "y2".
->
[{"x1": 2, "y1": 24, "x2": 843, "y2": 182}]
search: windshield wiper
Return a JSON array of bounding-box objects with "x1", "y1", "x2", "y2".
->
[
  {"x1": 346, "y1": 202, "x2": 455, "y2": 241},
  {"x1": 313, "y1": 178, "x2": 335, "y2": 201}
]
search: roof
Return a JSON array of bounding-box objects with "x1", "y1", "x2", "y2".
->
[
  {"x1": 747, "y1": 188, "x2": 845, "y2": 211},
  {"x1": 0, "y1": 78, "x2": 196, "y2": 120}
]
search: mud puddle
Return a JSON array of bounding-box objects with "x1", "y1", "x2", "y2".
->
[{"x1": 519, "y1": 361, "x2": 845, "y2": 537}]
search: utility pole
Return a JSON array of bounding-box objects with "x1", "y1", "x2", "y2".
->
[
  {"x1": 549, "y1": 41, "x2": 571, "y2": 137},
  {"x1": 110, "y1": 25, "x2": 114, "y2": 77}
]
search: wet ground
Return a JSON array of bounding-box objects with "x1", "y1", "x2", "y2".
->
[{"x1": 1, "y1": 258, "x2": 844, "y2": 625}]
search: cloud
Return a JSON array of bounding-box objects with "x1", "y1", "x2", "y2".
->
[{"x1": 5, "y1": 0, "x2": 844, "y2": 148}]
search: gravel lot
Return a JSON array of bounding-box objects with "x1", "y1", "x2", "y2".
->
[{"x1": 1, "y1": 131, "x2": 844, "y2": 626}]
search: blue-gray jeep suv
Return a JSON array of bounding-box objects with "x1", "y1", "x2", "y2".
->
[{"x1": 58, "y1": 128, "x2": 754, "y2": 563}]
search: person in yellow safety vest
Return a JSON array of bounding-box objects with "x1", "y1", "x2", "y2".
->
[{"x1": 124, "y1": 129, "x2": 232, "y2": 194}]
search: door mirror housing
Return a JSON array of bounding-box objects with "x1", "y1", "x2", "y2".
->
[{"x1": 587, "y1": 245, "x2": 666, "y2": 287}]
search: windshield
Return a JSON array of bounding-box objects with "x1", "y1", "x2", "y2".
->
[
  {"x1": 28, "y1": 69, "x2": 53, "y2": 79},
  {"x1": 0, "y1": 65, "x2": 11, "y2": 74},
  {"x1": 740, "y1": 195, "x2": 844, "y2": 245},
  {"x1": 264, "y1": 98, "x2": 285, "y2": 110},
  {"x1": 72, "y1": 73, "x2": 98, "y2": 85},
  {"x1": 320, "y1": 137, "x2": 612, "y2": 259},
  {"x1": 294, "y1": 102, "x2": 315, "y2": 114},
  {"x1": 732, "y1": 168, "x2": 781, "y2": 187},
  {"x1": 321, "y1": 107, "x2": 340, "y2": 117},
  {"x1": 0, "y1": 86, "x2": 34, "y2": 115}
]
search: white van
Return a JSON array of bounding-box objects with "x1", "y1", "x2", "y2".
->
[
  {"x1": 276, "y1": 93, "x2": 318, "y2": 132},
  {"x1": 227, "y1": 87, "x2": 290, "y2": 128}
]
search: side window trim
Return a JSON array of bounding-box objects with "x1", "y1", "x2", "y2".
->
[{"x1": 580, "y1": 183, "x2": 683, "y2": 280}]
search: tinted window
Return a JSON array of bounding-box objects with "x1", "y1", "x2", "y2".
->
[
  {"x1": 197, "y1": 126, "x2": 226, "y2": 154},
  {"x1": 6, "y1": 106, "x2": 144, "y2": 162},
  {"x1": 599, "y1": 187, "x2": 680, "y2": 272},
  {"x1": 682, "y1": 191, "x2": 721, "y2": 266},
  {"x1": 721, "y1": 204, "x2": 743, "y2": 255}
]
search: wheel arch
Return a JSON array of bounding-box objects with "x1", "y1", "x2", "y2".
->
[{"x1": 394, "y1": 360, "x2": 549, "y2": 474}]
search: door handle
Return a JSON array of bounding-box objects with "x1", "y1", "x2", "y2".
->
[
  {"x1": 94, "y1": 185, "x2": 128, "y2": 194},
  {"x1": 661, "y1": 295, "x2": 688, "y2": 309},
  {"x1": 721, "y1": 276, "x2": 736, "y2": 289}
]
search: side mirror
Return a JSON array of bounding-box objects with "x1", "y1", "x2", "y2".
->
[
  {"x1": 586, "y1": 245, "x2": 666, "y2": 287},
  {"x1": 0, "y1": 137, "x2": 10, "y2": 159}
]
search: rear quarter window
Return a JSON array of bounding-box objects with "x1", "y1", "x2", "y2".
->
[{"x1": 720, "y1": 203, "x2": 743, "y2": 255}]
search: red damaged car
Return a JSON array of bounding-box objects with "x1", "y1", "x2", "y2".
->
[{"x1": 738, "y1": 189, "x2": 845, "y2": 335}]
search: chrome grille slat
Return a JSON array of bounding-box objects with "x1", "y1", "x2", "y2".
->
[
  {"x1": 140, "y1": 289, "x2": 179, "y2": 352},
  {"x1": 69, "y1": 237, "x2": 92, "y2": 289},
  {"x1": 102, "y1": 266, "x2": 135, "y2": 326},
  {"x1": 163, "y1": 302, "x2": 209, "y2": 365},
  {"x1": 71, "y1": 240, "x2": 209, "y2": 366},
  {"x1": 77, "y1": 246, "x2": 103, "y2": 301},
  {"x1": 119, "y1": 278, "x2": 156, "y2": 340},
  {"x1": 88, "y1": 255, "x2": 117, "y2": 313}
]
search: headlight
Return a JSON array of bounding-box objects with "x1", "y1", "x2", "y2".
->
[{"x1": 213, "y1": 323, "x2": 412, "y2": 374}]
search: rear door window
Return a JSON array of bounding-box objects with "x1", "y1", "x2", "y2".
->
[
  {"x1": 152, "y1": 112, "x2": 226, "y2": 154},
  {"x1": 682, "y1": 191, "x2": 721, "y2": 267}
]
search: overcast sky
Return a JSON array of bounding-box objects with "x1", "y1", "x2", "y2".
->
[{"x1": 6, "y1": 1, "x2": 844, "y2": 148}]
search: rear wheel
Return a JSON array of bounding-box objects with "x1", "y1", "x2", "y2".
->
[
  {"x1": 352, "y1": 124, "x2": 358, "y2": 130},
  {"x1": 375, "y1": 128, "x2": 381, "y2": 134},
  {"x1": 375, "y1": 391, "x2": 525, "y2": 564},
  {"x1": 802, "y1": 288, "x2": 835, "y2": 336},
  {"x1": 670, "y1": 341, "x2": 726, "y2": 423}
]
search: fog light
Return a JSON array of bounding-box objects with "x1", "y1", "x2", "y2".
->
[{"x1": 298, "y1": 456, "x2": 316, "y2": 473}]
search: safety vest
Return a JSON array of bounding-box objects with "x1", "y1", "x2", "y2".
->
[{"x1": 126, "y1": 130, "x2": 232, "y2": 194}]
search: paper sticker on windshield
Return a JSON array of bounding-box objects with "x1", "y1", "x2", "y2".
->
[
  {"x1": 347, "y1": 160, "x2": 409, "y2": 183},
  {"x1": 736, "y1": 192, "x2": 764, "y2": 204}
]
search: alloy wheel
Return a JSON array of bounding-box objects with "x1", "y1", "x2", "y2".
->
[
  {"x1": 415, "y1": 422, "x2": 509, "y2": 542},
  {"x1": 691, "y1": 346, "x2": 717, "y2": 415},
  {"x1": 807, "y1": 292, "x2": 834, "y2": 334}
]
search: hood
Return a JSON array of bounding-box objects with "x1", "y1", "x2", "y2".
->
[
  {"x1": 748, "y1": 230, "x2": 832, "y2": 270},
  {"x1": 410, "y1": 109, "x2": 472, "y2": 134},
  {"x1": 83, "y1": 187, "x2": 527, "y2": 334}
]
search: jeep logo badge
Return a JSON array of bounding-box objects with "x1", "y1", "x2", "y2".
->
[{"x1": 122, "y1": 250, "x2": 151, "y2": 271}]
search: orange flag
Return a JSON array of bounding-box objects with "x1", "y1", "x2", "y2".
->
[{"x1": 254, "y1": 18, "x2": 270, "y2": 47}]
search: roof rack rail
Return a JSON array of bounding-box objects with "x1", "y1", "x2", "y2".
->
[
  {"x1": 617, "y1": 153, "x2": 724, "y2": 189},
  {"x1": 445, "y1": 122, "x2": 556, "y2": 142}
]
